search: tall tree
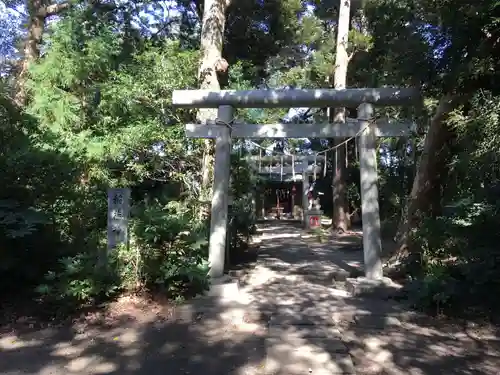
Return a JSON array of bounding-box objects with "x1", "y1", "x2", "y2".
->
[
  {"x1": 331, "y1": 0, "x2": 351, "y2": 232},
  {"x1": 13, "y1": 0, "x2": 70, "y2": 106},
  {"x1": 395, "y1": 94, "x2": 464, "y2": 257},
  {"x1": 197, "y1": 0, "x2": 231, "y2": 202}
]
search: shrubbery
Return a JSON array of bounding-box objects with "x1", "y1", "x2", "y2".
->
[
  {"x1": 402, "y1": 200, "x2": 500, "y2": 317},
  {"x1": 35, "y1": 199, "x2": 213, "y2": 306}
]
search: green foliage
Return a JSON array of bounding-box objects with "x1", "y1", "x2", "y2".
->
[
  {"x1": 35, "y1": 254, "x2": 120, "y2": 304},
  {"x1": 448, "y1": 92, "x2": 500, "y2": 198},
  {"x1": 0, "y1": 6, "x2": 207, "y2": 309},
  {"x1": 0, "y1": 200, "x2": 49, "y2": 239},
  {"x1": 27, "y1": 11, "x2": 199, "y2": 185},
  {"x1": 129, "y1": 199, "x2": 210, "y2": 297},
  {"x1": 36, "y1": 199, "x2": 210, "y2": 305},
  {"x1": 407, "y1": 199, "x2": 500, "y2": 316},
  {"x1": 401, "y1": 94, "x2": 500, "y2": 317}
]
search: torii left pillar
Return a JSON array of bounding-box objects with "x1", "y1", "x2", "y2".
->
[{"x1": 208, "y1": 105, "x2": 234, "y2": 278}]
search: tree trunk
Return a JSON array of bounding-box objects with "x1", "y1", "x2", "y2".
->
[
  {"x1": 14, "y1": 0, "x2": 70, "y2": 107},
  {"x1": 331, "y1": 0, "x2": 351, "y2": 232},
  {"x1": 14, "y1": 1, "x2": 45, "y2": 107},
  {"x1": 393, "y1": 94, "x2": 464, "y2": 260},
  {"x1": 331, "y1": 137, "x2": 350, "y2": 230},
  {"x1": 197, "y1": 0, "x2": 231, "y2": 203}
]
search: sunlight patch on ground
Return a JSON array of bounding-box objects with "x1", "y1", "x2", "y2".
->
[
  {"x1": 259, "y1": 232, "x2": 302, "y2": 240},
  {"x1": 65, "y1": 356, "x2": 118, "y2": 373},
  {"x1": 0, "y1": 334, "x2": 43, "y2": 350}
]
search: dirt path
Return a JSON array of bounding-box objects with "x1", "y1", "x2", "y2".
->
[
  {"x1": 243, "y1": 222, "x2": 500, "y2": 374},
  {"x1": 1, "y1": 222, "x2": 499, "y2": 374},
  {"x1": 0, "y1": 293, "x2": 267, "y2": 375}
]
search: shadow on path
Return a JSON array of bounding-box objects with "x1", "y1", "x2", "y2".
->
[
  {"x1": 1, "y1": 222, "x2": 499, "y2": 374},
  {"x1": 241, "y1": 221, "x2": 500, "y2": 374},
  {"x1": 0, "y1": 304, "x2": 266, "y2": 375}
]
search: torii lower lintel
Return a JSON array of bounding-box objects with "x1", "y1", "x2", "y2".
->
[{"x1": 185, "y1": 119, "x2": 415, "y2": 139}]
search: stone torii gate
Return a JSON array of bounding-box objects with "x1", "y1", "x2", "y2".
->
[{"x1": 172, "y1": 88, "x2": 420, "y2": 281}]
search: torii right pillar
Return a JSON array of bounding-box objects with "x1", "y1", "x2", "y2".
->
[{"x1": 358, "y1": 103, "x2": 383, "y2": 280}]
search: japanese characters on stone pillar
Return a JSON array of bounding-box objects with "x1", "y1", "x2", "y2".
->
[{"x1": 107, "y1": 188, "x2": 131, "y2": 251}]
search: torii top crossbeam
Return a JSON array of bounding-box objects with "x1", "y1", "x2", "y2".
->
[{"x1": 172, "y1": 88, "x2": 421, "y2": 108}]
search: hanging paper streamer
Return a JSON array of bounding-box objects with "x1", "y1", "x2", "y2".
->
[
  {"x1": 280, "y1": 156, "x2": 283, "y2": 182},
  {"x1": 355, "y1": 137, "x2": 358, "y2": 161},
  {"x1": 345, "y1": 142, "x2": 348, "y2": 167},
  {"x1": 313, "y1": 153, "x2": 317, "y2": 181},
  {"x1": 323, "y1": 151, "x2": 327, "y2": 177},
  {"x1": 259, "y1": 149, "x2": 262, "y2": 173},
  {"x1": 335, "y1": 149, "x2": 338, "y2": 175}
]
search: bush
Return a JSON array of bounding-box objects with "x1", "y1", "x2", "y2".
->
[
  {"x1": 35, "y1": 253, "x2": 120, "y2": 305},
  {"x1": 408, "y1": 202, "x2": 500, "y2": 317},
  {"x1": 36, "y1": 199, "x2": 210, "y2": 306},
  {"x1": 132, "y1": 200, "x2": 210, "y2": 296}
]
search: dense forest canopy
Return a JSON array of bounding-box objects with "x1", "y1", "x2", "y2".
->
[{"x1": 1, "y1": 0, "x2": 500, "y2": 318}]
